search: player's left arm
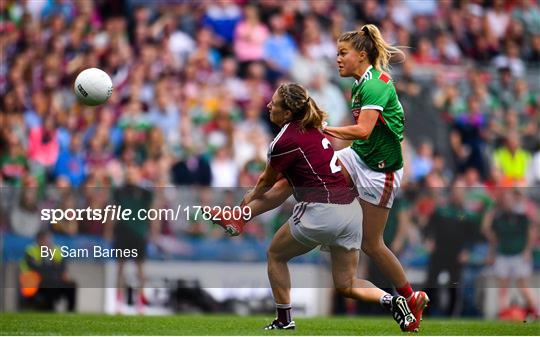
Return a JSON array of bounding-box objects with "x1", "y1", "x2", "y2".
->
[{"x1": 323, "y1": 109, "x2": 379, "y2": 140}]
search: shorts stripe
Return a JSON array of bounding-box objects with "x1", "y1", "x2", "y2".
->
[
  {"x1": 378, "y1": 172, "x2": 394, "y2": 207},
  {"x1": 292, "y1": 202, "x2": 307, "y2": 224},
  {"x1": 297, "y1": 202, "x2": 308, "y2": 219}
]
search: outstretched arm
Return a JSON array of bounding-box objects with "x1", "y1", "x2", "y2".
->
[
  {"x1": 243, "y1": 162, "x2": 281, "y2": 205},
  {"x1": 245, "y1": 178, "x2": 293, "y2": 219}
]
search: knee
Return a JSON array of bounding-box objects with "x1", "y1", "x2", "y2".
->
[
  {"x1": 267, "y1": 249, "x2": 286, "y2": 263},
  {"x1": 361, "y1": 239, "x2": 386, "y2": 256}
]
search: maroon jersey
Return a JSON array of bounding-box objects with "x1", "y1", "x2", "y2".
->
[{"x1": 268, "y1": 121, "x2": 357, "y2": 204}]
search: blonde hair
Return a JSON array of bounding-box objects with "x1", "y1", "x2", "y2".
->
[
  {"x1": 338, "y1": 24, "x2": 405, "y2": 72},
  {"x1": 277, "y1": 83, "x2": 327, "y2": 130}
]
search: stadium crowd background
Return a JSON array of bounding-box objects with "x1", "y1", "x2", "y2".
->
[{"x1": 1, "y1": 0, "x2": 540, "y2": 317}]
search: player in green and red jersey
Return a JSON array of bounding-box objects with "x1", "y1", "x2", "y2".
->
[{"x1": 323, "y1": 24, "x2": 428, "y2": 332}]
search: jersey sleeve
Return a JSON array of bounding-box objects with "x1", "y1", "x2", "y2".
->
[
  {"x1": 268, "y1": 137, "x2": 299, "y2": 172},
  {"x1": 360, "y1": 79, "x2": 391, "y2": 111}
]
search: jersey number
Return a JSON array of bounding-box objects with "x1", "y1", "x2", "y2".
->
[{"x1": 321, "y1": 138, "x2": 342, "y2": 173}]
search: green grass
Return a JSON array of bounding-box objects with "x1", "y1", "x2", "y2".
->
[{"x1": 0, "y1": 313, "x2": 538, "y2": 335}]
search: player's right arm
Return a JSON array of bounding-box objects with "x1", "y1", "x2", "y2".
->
[
  {"x1": 245, "y1": 178, "x2": 293, "y2": 218},
  {"x1": 324, "y1": 78, "x2": 391, "y2": 140},
  {"x1": 323, "y1": 109, "x2": 379, "y2": 140},
  {"x1": 243, "y1": 162, "x2": 281, "y2": 205}
]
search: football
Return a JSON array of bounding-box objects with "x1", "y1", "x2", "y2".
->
[{"x1": 74, "y1": 68, "x2": 113, "y2": 106}]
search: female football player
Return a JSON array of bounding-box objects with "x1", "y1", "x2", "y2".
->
[
  {"x1": 215, "y1": 83, "x2": 416, "y2": 331},
  {"x1": 322, "y1": 24, "x2": 428, "y2": 331}
]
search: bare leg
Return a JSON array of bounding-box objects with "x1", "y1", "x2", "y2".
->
[
  {"x1": 116, "y1": 260, "x2": 126, "y2": 313},
  {"x1": 117, "y1": 260, "x2": 125, "y2": 289},
  {"x1": 135, "y1": 260, "x2": 146, "y2": 313},
  {"x1": 266, "y1": 223, "x2": 314, "y2": 304},
  {"x1": 516, "y1": 278, "x2": 537, "y2": 309},
  {"x1": 359, "y1": 199, "x2": 409, "y2": 288},
  {"x1": 330, "y1": 246, "x2": 387, "y2": 302},
  {"x1": 498, "y1": 277, "x2": 511, "y2": 311},
  {"x1": 135, "y1": 260, "x2": 145, "y2": 288}
]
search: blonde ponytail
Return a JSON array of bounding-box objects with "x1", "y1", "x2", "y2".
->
[
  {"x1": 278, "y1": 83, "x2": 327, "y2": 130},
  {"x1": 338, "y1": 24, "x2": 405, "y2": 72},
  {"x1": 300, "y1": 97, "x2": 327, "y2": 130}
]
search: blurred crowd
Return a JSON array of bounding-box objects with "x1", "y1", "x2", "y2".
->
[{"x1": 1, "y1": 0, "x2": 540, "y2": 303}]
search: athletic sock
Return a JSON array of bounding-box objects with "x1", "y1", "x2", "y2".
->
[
  {"x1": 396, "y1": 283, "x2": 414, "y2": 300},
  {"x1": 276, "y1": 303, "x2": 292, "y2": 324},
  {"x1": 379, "y1": 293, "x2": 393, "y2": 311}
]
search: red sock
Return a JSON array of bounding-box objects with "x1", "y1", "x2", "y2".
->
[{"x1": 396, "y1": 283, "x2": 414, "y2": 300}]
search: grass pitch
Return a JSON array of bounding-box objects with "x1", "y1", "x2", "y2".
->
[{"x1": 0, "y1": 313, "x2": 538, "y2": 335}]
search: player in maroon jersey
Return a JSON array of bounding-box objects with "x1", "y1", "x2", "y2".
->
[{"x1": 213, "y1": 83, "x2": 416, "y2": 331}]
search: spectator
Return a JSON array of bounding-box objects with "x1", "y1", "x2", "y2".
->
[
  {"x1": 27, "y1": 116, "x2": 59, "y2": 170},
  {"x1": 202, "y1": 0, "x2": 242, "y2": 51},
  {"x1": 233, "y1": 4, "x2": 269, "y2": 74},
  {"x1": 513, "y1": 79, "x2": 538, "y2": 118},
  {"x1": 234, "y1": 97, "x2": 270, "y2": 168},
  {"x1": 511, "y1": 0, "x2": 540, "y2": 35},
  {"x1": 493, "y1": 41, "x2": 526, "y2": 78},
  {"x1": 1, "y1": 130, "x2": 28, "y2": 186},
  {"x1": 484, "y1": 189, "x2": 538, "y2": 319},
  {"x1": 526, "y1": 34, "x2": 540, "y2": 67},
  {"x1": 413, "y1": 37, "x2": 439, "y2": 65},
  {"x1": 528, "y1": 143, "x2": 540, "y2": 186},
  {"x1": 19, "y1": 230, "x2": 77, "y2": 312},
  {"x1": 290, "y1": 40, "x2": 332, "y2": 87},
  {"x1": 411, "y1": 141, "x2": 435, "y2": 183},
  {"x1": 423, "y1": 180, "x2": 479, "y2": 317},
  {"x1": 490, "y1": 67, "x2": 515, "y2": 110},
  {"x1": 210, "y1": 146, "x2": 238, "y2": 188},
  {"x1": 113, "y1": 164, "x2": 154, "y2": 313},
  {"x1": 450, "y1": 97, "x2": 489, "y2": 179},
  {"x1": 263, "y1": 13, "x2": 298, "y2": 82},
  {"x1": 10, "y1": 176, "x2": 42, "y2": 238},
  {"x1": 170, "y1": 147, "x2": 212, "y2": 187},
  {"x1": 493, "y1": 132, "x2": 531, "y2": 186},
  {"x1": 309, "y1": 73, "x2": 348, "y2": 127},
  {"x1": 147, "y1": 90, "x2": 181, "y2": 146},
  {"x1": 54, "y1": 134, "x2": 86, "y2": 187},
  {"x1": 485, "y1": 0, "x2": 511, "y2": 41}
]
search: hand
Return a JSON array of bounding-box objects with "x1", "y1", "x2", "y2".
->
[{"x1": 321, "y1": 121, "x2": 328, "y2": 131}]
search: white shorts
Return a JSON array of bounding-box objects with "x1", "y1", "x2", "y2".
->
[
  {"x1": 336, "y1": 147, "x2": 403, "y2": 208},
  {"x1": 494, "y1": 254, "x2": 532, "y2": 279},
  {"x1": 288, "y1": 200, "x2": 362, "y2": 251}
]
